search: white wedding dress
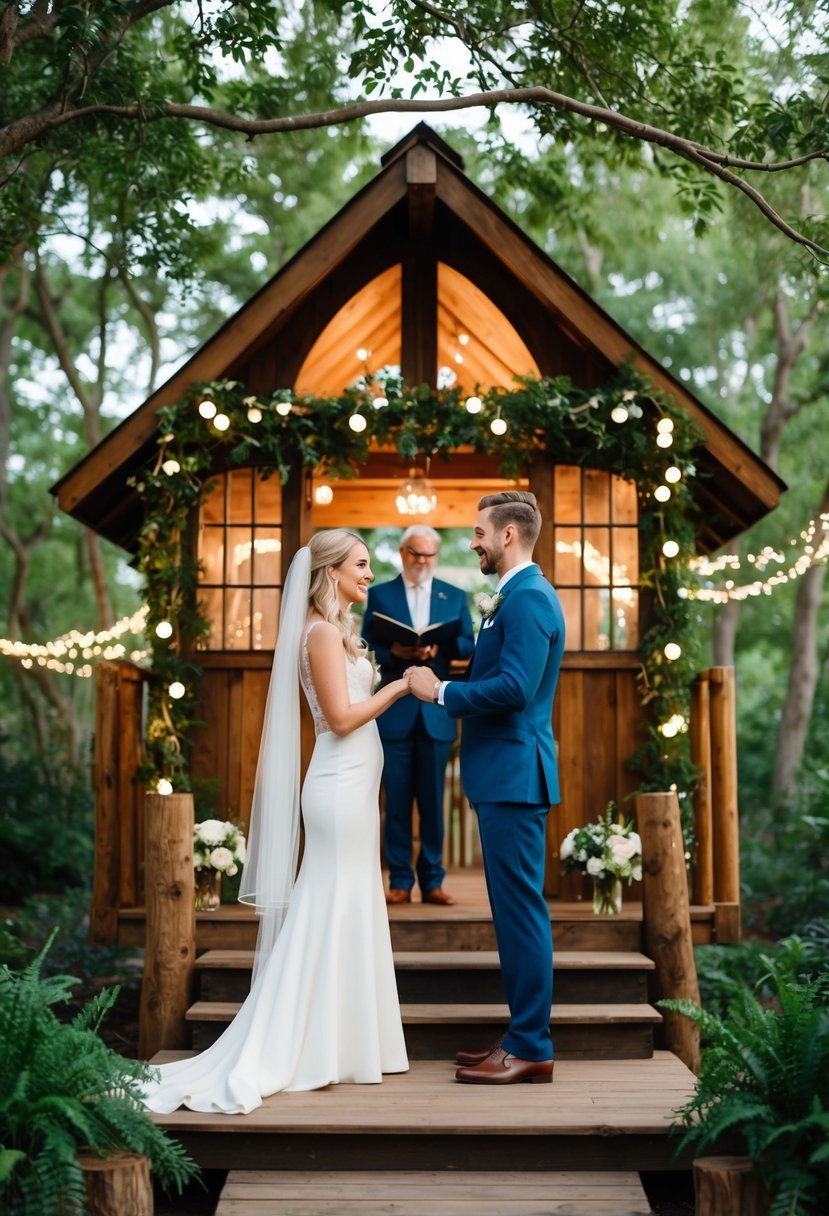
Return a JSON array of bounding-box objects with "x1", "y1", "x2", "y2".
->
[{"x1": 142, "y1": 625, "x2": 408, "y2": 1114}]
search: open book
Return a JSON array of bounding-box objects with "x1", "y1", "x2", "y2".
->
[{"x1": 368, "y1": 612, "x2": 462, "y2": 648}]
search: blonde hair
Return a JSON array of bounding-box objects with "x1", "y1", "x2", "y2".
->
[{"x1": 307, "y1": 529, "x2": 369, "y2": 661}]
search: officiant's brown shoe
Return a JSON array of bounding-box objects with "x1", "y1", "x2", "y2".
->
[
  {"x1": 422, "y1": 887, "x2": 455, "y2": 905},
  {"x1": 455, "y1": 1047, "x2": 554, "y2": 1085},
  {"x1": 456, "y1": 1034, "x2": 505, "y2": 1066},
  {"x1": 386, "y1": 888, "x2": 411, "y2": 905}
]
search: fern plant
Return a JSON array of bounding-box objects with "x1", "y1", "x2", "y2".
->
[
  {"x1": 661, "y1": 968, "x2": 829, "y2": 1216},
  {"x1": 0, "y1": 936, "x2": 199, "y2": 1216}
]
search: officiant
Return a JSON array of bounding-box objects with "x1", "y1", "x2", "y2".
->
[{"x1": 362, "y1": 526, "x2": 475, "y2": 906}]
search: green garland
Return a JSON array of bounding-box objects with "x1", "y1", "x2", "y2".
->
[{"x1": 130, "y1": 364, "x2": 704, "y2": 832}]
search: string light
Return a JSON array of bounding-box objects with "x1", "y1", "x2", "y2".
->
[
  {"x1": 197, "y1": 398, "x2": 216, "y2": 419},
  {"x1": 465, "y1": 396, "x2": 482, "y2": 414},
  {"x1": 653, "y1": 485, "x2": 671, "y2": 502},
  {"x1": 1, "y1": 607, "x2": 149, "y2": 678},
  {"x1": 688, "y1": 513, "x2": 829, "y2": 602},
  {"x1": 276, "y1": 401, "x2": 292, "y2": 416},
  {"x1": 356, "y1": 347, "x2": 369, "y2": 361},
  {"x1": 373, "y1": 395, "x2": 389, "y2": 410},
  {"x1": 349, "y1": 412, "x2": 367, "y2": 432},
  {"x1": 157, "y1": 778, "x2": 173, "y2": 796},
  {"x1": 660, "y1": 713, "x2": 687, "y2": 738},
  {"x1": 490, "y1": 412, "x2": 507, "y2": 436},
  {"x1": 656, "y1": 432, "x2": 673, "y2": 449},
  {"x1": 247, "y1": 406, "x2": 262, "y2": 423},
  {"x1": 610, "y1": 405, "x2": 628, "y2": 423},
  {"x1": 213, "y1": 413, "x2": 230, "y2": 431},
  {"x1": 657, "y1": 418, "x2": 674, "y2": 434},
  {"x1": 169, "y1": 681, "x2": 186, "y2": 699},
  {"x1": 664, "y1": 642, "x2": 682, "y2": 661},
  {"x1": 315, "y1": 484, "x2": 334, "y2": 505},
  {"x1": 662, "y1": 540, "x2": 680, "y2": 558},
  {"x1": 161, "y1": 459, "x2": 181, "y2": 476},
  {"x1": 155, "y1": 620, "x2": 173, "y2": 639}
]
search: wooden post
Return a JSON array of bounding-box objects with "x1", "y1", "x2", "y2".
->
[
  {"x1": 139, "y1": 792, "x2": 195, "y2": 1059},
  {"x1": 91, "y1": 664, "x2": 121, "y2": 945},
  {"x1": 694, "y1": 1156, "x2": 769, "y2": 1216},
  {"x1": 636, "y1": 790, "x2": 701, "y2": 1073},
  {"x1": 78, "y1": 1152, "x2": 153, "y2": 1216},
  {"x1": 709, "y1": 667, "x2": 741, "y2": 940},
  {"x1": 690, "y1": 673, "x2": 714, "y2": 906}
]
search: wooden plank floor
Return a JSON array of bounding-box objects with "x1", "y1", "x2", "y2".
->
[
  {"x1": 215, "y1": 1169, "x2": 654, "y2": 1215},
  {"x1": 149, "y1": 1053, "x2": 693, "y2": 1137}
]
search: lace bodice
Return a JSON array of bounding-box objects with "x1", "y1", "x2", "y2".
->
[{"x1": 300, "y1": 622, "x2": 375, "y2": 735}]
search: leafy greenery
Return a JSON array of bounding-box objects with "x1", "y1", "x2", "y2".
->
[
  {"x1": 662, "y1": 968, "x2": 829, "y2": 1215},
  {"x1": 695, "y1": 922, "x2": 829, "y2": 1019},
  {"x1": 0, "y1": 938, "x2": 199, "y2": 1216}
]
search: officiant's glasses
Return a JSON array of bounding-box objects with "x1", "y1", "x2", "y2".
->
[{"x1": 404, "y1": 545, "x2": 438, "y2": 561}]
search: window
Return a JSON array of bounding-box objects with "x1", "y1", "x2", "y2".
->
[
  {"x1": 553, "y1": 467, "x2": 639, "y2": 652},
  {"x1": 197, "y1": 470, "x2": 282, "y2": 650}
]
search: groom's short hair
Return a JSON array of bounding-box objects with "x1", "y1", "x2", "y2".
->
[{"x1": 478, "y1": 490, "x2": 542, "y2": 548}]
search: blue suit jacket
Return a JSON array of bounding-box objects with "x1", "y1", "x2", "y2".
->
[
  {"x1": 443, "y1": 565, "x2": 565, "y2": 806},
  {"x1": 362, "y1": 575, "x2": 475, "y2": 742}
]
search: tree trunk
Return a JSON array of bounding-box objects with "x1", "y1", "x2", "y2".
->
[
  {"x1": 78, "y1": 1152, "x2": 153, "y2": 1216},
  {"x1": 773, "y1": 554, "x2": 827, "y2": 796},
  {"x1": 712, "y1": 597, "x2": 740, "y2": 667},
  {"x1": 693, "y1": 1156, "x2": 769, "y2": 1216}
]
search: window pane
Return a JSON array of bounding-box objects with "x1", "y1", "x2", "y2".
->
[
  {"x1": 199, "y1": 526, "x2": 224, "y2": 585},
  {"x1": 584, "y1": 468, "x2": 609, "y2": 524},
  {"x1": 613, "y1": 526, "x2": 639, "y2": 586},
  {"x1": 252, "y1": 587, "x2": 280, "y2": 650},
  {"x1": 583, "y1": 588, "x2": 611, "y2": 650},
  {"x1": 227, "y1": 526, "x2": 254, "y2": 586},
  {"x1": 554, "y1": 527, "x2": 582, "y2": 584},
  {"x1": 558, "y1": 588, "x2": 581, "y2": 651},
  {"x1": 200, "y1": 476, "x2": 225, "y2": 525},
  {"x1": 252, "y1": 529, "x2": 282, "y2": 586},
  {"x1": 583, "y1": 527, "x2": 611, "y2": 586},
  {"x1": 612, "y1": 588, "x2": 638, "y2": 650},
  {"x1": 554, "y1": 467, "x2": 581, "y2": 523},
  {"x1": 196, "y1": 588, "x2": 224, "y2": 650},
  {"x1": 227, "y1": 469, "x2": 253, "y2": 524},
  {"x1": 225, "y1": 588, "x2": 251, "y2": 649},
  {"x1": 612, "y1": 475, "x2": 637, "y2": 524},
  {"x1": 255, "y1": 474, "x2": 282, "y2": 524}
]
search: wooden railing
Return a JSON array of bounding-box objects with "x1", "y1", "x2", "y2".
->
[
  {"x1": 690, "y1": 666, "x2": 740, "y2": 941},
  {"x1": 90, "y1": 661, "x2": 147, "y2": 944}
]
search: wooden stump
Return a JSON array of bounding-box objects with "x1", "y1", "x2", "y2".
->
[
  {"x1": 694, "y1": 1156, "x2": 769, "y2": 1216},
  {"x1": 636, "y1": 790, "x2": 701, "y2": 1073},
  {"x1": 79, "y1": 1151, "x2": 153, "y2": 1216},
  {"x1": 139, "y1": 791, "x2": 195, "y2": 1059}
]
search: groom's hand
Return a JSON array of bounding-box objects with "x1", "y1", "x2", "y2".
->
[{"x1": 407, "y1": 666, "x2": 440, "y2": 702}]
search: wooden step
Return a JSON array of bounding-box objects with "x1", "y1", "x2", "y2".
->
[
  {"x1": 195, "y1": 948, "x2": 655, "y2": 1004},
  {"x1": 186, "y1": 1000, "x2": 661, "y2": 1059},
  {"x1": 214, "y1": 1168, "x2": 654, "y2": 1215},
  {"x1": 148, "y1": 1053, "x2": 695, "y2": 1174}
]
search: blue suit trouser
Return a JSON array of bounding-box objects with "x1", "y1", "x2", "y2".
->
[
  {"x1": 381, "y1": 720, "x2": 450, "y2": 893},
  {"x1": 475, "y1": 801, "x2": 553, "y2": 1061}
]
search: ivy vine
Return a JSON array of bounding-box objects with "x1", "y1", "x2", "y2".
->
[{"x1": 130, "y1": 363, "x2": 704, "y2": 835}]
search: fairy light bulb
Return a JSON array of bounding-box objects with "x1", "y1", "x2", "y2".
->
[
  {"x1": 653, "y1": 485, "x2": 671, "y2": 502},
  {"x1": 356, "y1": 347, "x2": 369, "y2": 361},
  {"x1": 662, "y1": 540, "x2": 680, "y2": 558},
  {"x1": 458, "y1": 332, "x2": 470, "y2": 346},
  {"x1": 168, "y1": 681, "x2": 186, "y2": 699},
  {"x1": 349, "y1": 413, "x2": 367, "y2": 432},
  {"x1": 213, "y1": 413, "x2": 230, "y2": 431},
  {"x1": 665, "y1": 466, "x2": 682, "y2": 483},
  {"x1": 157, "y1": 778, "x2": 173, "y2": 796},
  {"x1": 490, "y1": 415, "x2": 508, "y2": 436},
  {"x1": 276, "y1": 401, "x2": 292, "y2": 416},
  {"x1": 315, "y1": 484, "x2": 334, "y2": 505},
  {"x1": 657, "y1": 418, "x2": 674, "y2": 434},
  {"x1": 664, "y1": 642, "x2": 682, "y2": 661},
  {"x1": 465, "y1": 396, "x2": 482, "y2": 414},
  {"x1": 198, "y1": 399, "x2": 216, "y2": 419},
  {"x1": 161, "y1": 458, "x2": 180, "y2": 476},
  {"x1": 610, "y1": 405, "x2": 629, "y2": 424},
  {"x1": 656, "y1": 432, "x2": 673, "y2": 448},
  {"x1": 155, "y1": 620, "x2": 173, "y2": 639},
  {"x1": 373, "y1": 396, "x2": 388, "y2": 410},
  {"x1": 247, "y1": 406, "x2": 262, "y2": 423}
]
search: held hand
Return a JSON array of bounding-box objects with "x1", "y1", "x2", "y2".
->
[{"x1": 407, "y1": 665, "x2": 440, "y2": 703}]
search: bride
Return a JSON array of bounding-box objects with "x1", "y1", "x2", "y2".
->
[{"x1": 143, "y1": 529, "x2": 410, "y2": 1114}]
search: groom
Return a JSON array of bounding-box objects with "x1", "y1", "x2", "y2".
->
[{"x1": 407, "y1": 491, "x2": 565, "y2": 1084}]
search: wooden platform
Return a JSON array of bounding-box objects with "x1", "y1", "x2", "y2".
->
[
  {"x1": 149, "y1": 1053, "x2": 695, "y2": 1173},
  {"x1": 214, "y1": 1169, "x2": 654, "y2": 1215}
]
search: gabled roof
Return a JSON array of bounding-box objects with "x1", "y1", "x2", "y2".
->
[{"x1": 52, "y1": 123, "x2": 784, "y2": 551}]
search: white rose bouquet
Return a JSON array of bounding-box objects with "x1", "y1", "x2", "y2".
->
[
  {"x1": 560, "y1": 804, "x2": 642, "y2": 914},
  {"x1": 193, "y1": 818, "x2": 247, "y2": 876}
]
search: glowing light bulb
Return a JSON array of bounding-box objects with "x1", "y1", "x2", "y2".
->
[
  {"x1": 458, "y1": 332, "x2": 470, "y2": 346},
  {"x1": 665, "y1": 466, "x2": 682, "y2": 483},
  {"x1": 157, "y1": 778, "x2": 173, "y2": 796},
  {"x1": 315, "y1": 484, "x2": 334, "y2": 505},
  {"x1": 162, "y1": 459, "x2": 180, "y2": 476},
  {"x1": 349, "y1": 413, "x2": 367, "y2": 432},
  {"x1": 610, "y1": 406, "x2": 629, "y2": 424},
  {"x1": 155, "y1": 621, "x2": 173, "y2": 639},
  {"x1": 247, "y1": 406, "x2": 262, "y2": 423},
  {"x1": 373, "y1": 396, "x2": 388, "y2": 410},
  {"x1": 213, "y1": 413, "x2": 230, "y2": 431},
  {"x1": 465, "y1": 396, "x2": 482, "y2": 414},
  {"x1": 664, "y1": 642, "x2": 682, "y2": 661},
  {"x1": 662, "y1": 540, "x2": 680, "y2": 558},
  {"x1": 490, "y1": 416, "x2": 507, "y2": 436},
  {"x1": 198, "y1": 399, "x2": 217, "y2": 419},
  {"x1": 169, "y1": 681, "x2": 186, "y2": 699},
  {"x1": 657, "y1": 418, "x2": 674, "y2": 434},
  {"x1": 276, "y1": 401, "x2": 292, "y2": 416},
  {"x1": 356, "y1": 347, "x2": 369, "y2": 361},
  {"x1": 654, "y1": 485, "x2": 671, "y2": 502},
  {"x1": 656, "y1": 432, "x2": 673, "y2": 448}
]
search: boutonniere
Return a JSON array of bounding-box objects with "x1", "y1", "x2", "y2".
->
[
  {"x1": 475, "y1": 592, "x2": 504, "y2": 622},
  {"x1": 437, "y1": 590, "x2": 447, "y2": 601}
]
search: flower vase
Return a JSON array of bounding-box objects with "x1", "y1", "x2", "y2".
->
[
  {"x1": 592, "y1": 875, "x2": 622, "y2": 916},
  {"x1": 194, "y1": 867, "x2": 222, "y2": 912}
]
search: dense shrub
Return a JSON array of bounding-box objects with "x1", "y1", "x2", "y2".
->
[{"x1": 696, "y1": 921, "x2": 829, "y2": 1018}]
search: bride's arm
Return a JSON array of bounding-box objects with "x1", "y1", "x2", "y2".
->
[{"x1": 306, "y1": 621, "x2": 409, "y2": 736}]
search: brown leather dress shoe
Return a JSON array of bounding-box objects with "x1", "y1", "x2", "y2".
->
[
  {"x1": 421, "y1": 887, "x2": 455, "y2": 905},
  {"x1": 456, "y1": 1034, "x2": 505, "y2": 1066},
  {"x1": 455, "y1": 1046, "x2": 554, "y2": 1085},
  {"x1": 385, "y1": 888, "x2": 412, "y2": 905}
]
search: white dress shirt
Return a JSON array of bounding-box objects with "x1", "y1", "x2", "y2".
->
[{"x1": 404, "y1": 576, "x2": 433, "y2": 632}]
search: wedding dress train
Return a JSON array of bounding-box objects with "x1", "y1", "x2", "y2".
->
[{"x1": 142, "y1": 627, "x2": 408, "y2": 1114}]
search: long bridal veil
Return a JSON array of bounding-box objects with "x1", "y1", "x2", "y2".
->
[{"x1": 238, "y1": 545, "x2": 311, "y2": 985}]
